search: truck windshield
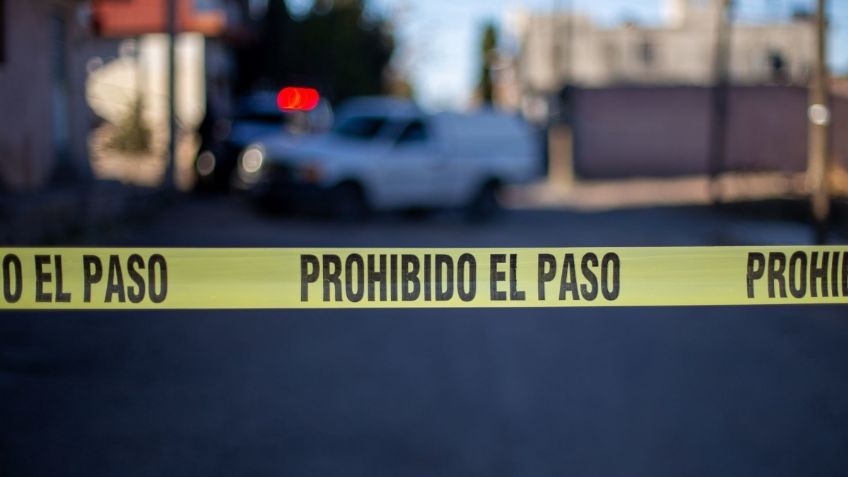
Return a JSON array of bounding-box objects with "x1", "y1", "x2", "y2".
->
[{"x1": 333, "y1": 116, "x2": 388, "y2": 139}]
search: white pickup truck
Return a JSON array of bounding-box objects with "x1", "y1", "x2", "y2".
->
[{"x1": 238, "y1": 97, "x2": 539, "y2": 217}]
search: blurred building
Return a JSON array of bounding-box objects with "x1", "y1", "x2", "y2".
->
[
  {"x1": 514, "y1": 0, "x2": 815, "y2": 117},
  {"x1": 89, "y1": 0, "x2": 250, "y2": 182},
  {"x1": 0, "y1": 0, "x2": 95, "y2": 191},
  {"x1": 504, "y1": 0, "x2": 847, "y2": 181},
  {"x1": 0, "y1": 0, "x2": 250, "y2": 192},
  {"x1": 569, "y1": 85, "x2": 848, "y2": 178},
  {"x1": 89, "y1": 0, "x2": 246, "y2": 125}
]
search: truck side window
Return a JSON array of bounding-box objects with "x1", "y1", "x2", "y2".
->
[
  {"x1": 396, "y1": 120, "x2": 428, "y2": 145},
  {"x1": 334, "y1": 116, "x2": 388, "y2": 140}
]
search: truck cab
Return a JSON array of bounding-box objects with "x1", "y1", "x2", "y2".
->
[{"x1": 240, "y1": 97, "x2": 539, "y2": 216}]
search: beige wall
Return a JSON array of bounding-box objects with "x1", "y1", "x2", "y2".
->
[
  {"x1": 518, "y1": 7, "x2": 815, "y2": 94},
  {"x1": 86, "y1": 33, "x2": 208, "y2": 133}
]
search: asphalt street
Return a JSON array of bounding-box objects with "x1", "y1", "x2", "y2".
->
[{"x1": 2, "y1": 197, "x2": 847, "y2": 476}]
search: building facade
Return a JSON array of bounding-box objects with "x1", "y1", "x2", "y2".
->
[
  {"x1": 516, "y1": 0, "x2": 816, "y2": 99},
  {"x1": 0, "y1": 0, "x2": 244, "y2": 191},
  {"x1": 569, "y1": 85, "x2": 848, "y2": 178},
  {"x1": 508, "y1": 0, "x2": 843, "y2": 179},
  {"x1": 0, "y1": 0, "x2": 95, "y2": 191}
]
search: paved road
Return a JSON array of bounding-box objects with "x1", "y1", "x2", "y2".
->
[{"x1": 2, "y1": 197, "x2": 847, "y2": 476}]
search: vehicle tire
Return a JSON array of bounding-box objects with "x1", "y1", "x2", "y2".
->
[
  {"x1": 331, "y1": 182, "x2": 370, "y2": 221},
  {"x1": 466, "y1": 181, "x2": 501, "y2": 221}
]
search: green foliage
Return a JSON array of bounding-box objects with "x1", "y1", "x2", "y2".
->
[
  {"x1": 237, "y1": 0, "x2": 396, "y2": 104},
  {"x1": 478, "y1": 22, "x2": 498, "y2": 104},
  {"x1": 107, "y1": 96, "x2": 151, "y2": 154}
]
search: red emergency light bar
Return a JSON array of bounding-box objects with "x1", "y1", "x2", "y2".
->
[{"x1": 277, "y1": 87, "x2": 320, "y2": 112}]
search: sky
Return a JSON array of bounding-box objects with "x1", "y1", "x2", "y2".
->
[{"x1": 287, "y1": 0, "x2": 848, "y2": 110}]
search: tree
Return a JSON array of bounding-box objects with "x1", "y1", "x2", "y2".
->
[
  {"x1": 293, "y1": 0, "x2": 395, "y2": 102},
  {"x1": 236, "y1": 0, "x2": 396, "y2": 104},
  {"x1": 477, "y1": 22, "x2": 499, "y2": 105},
  {"x1": 229, "y1": 0, "x2": 291, "y2": 95},
  {"x1": 260, "y1": 0, "x2": 295, "y2": 90}
]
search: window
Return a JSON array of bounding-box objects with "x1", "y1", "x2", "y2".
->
[
  {"x1": 395, "y1": 120, "x2": 428, "y2": 144},
  {"x1": 333, "y1": 116, "x2": 388, "y2": 139},
  {"x1": 194, "y1": 0, "x2": 223, "y2": 12},
  {"x1": 768, "y1": 50, "x2": 787, "y2": 82},
  {"x1": 639, "y1": 40, "x2": 654, "y2": 66}
]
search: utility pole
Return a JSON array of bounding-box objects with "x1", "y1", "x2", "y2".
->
[
  {"x1": 547, "y1": 0, "x2": 574, "y2": 186},
  {"x1": 550, "y1": 0, "x2": 561, "y2": 108},
  {"x1": 164, "y1": 0, "x2": 177, "y2": 191},
  {"x1": 707, "y1": 0, "x2": 733, "y2": 204},
  {"x1": 549, "y1": 0, "x2": 573, "y2": 104},
  {"x1": 560, "y1": 0, "x2": 573, "y2": 87},
  {"x1": 808, "y1": 0, "x2": 830, "y2": 244}
]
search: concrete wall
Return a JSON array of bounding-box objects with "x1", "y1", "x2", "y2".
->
[
  {"x1": 0, "y1": 0, "x2": 94, "y2": 191},
  {"x1": 0, "y1": 0, "x2": 55, "y2": 190},
  {"x1": 571, "y1": 86, "x2": 848, "y2": 178}
]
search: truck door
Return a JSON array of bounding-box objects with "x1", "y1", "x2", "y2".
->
[{"x1": 377, "y1": 120, "x2": 451, "y2": 207}]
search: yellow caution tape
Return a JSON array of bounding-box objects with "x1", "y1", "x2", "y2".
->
[{"x1": 1, "y1": 247, "x2": 847, "y2": 309}]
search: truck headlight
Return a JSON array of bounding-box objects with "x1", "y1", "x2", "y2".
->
[
  {"x1": 241, "y1": 147, "x2": 264, "y2": 173},
  {"x1": 238, "y1": 146, "x2": 265, "y2": 184}
]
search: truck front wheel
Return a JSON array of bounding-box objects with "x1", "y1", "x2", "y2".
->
[
  {"x1": 466, "y1": 181, "x2": 501, "y2": 220},
  {"x1": 331, "y1": 182, "x2": 370, "y2": 221}
]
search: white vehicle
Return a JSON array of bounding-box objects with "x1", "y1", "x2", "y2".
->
[{"x1": 238, "y1": 97, "x2": 539, "y2": 217}]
